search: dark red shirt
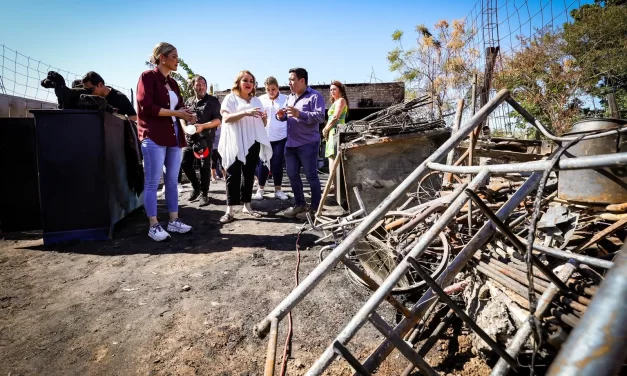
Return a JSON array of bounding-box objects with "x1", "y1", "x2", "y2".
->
[{"x1": 136, "y1": 68, "x2": 187, "y2": 147}]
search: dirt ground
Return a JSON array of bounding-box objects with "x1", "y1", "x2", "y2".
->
[{"x1": 0, "y1": 176, "x2": 490, "y2": 376}]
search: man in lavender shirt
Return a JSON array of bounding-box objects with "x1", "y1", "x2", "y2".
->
[{"x1": 276, "y1": 68, "x2": 326, "y2": 219}]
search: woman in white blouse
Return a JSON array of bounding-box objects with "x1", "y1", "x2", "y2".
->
[
  {"x1": 253, "y1": 76, "x2": 289, "y2": 201},
  {"x1": 218, "y1": 70, "x2": 273, "y2": 224}
]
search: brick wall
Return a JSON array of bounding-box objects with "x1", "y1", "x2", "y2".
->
[{"x1": 214, "y1": 82, "x2": 405, "y2": 110}]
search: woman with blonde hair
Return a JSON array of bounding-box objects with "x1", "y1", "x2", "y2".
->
[
  {"x1": 136, "y1": 42, "x2": 196, "y2": 241},
  {"x1": 322, "y1": 81, "x2": 348, "y2": 185},
  {"x1": 253, "y1": 76, "x2": 289, "y2": 201},
  {"x1": 218, "y1": 70, "x2": 272, "y2": 224}
]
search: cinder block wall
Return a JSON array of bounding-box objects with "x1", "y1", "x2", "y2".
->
[{"x1": 214, "y1": 82, "x2": 405, "y2": 109}]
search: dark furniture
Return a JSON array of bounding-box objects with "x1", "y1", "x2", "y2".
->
[{"x1": 30, "y1": 110, "x2": 143, "y2": 244}]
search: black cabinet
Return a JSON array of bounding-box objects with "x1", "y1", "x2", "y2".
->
[{"x1": 30, "y1": 110, "x2": 143, "y2": 244}]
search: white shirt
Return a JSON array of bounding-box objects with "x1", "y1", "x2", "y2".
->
[
  {"x1": 168, "y1": 90, "x2": 178, "y2": 123},
  {"x1": 218, "y1": 93, "x2": 273, "y2": 170},
  {"x1": 258, "y1": 93, "x2": 288, "y2": 141}
]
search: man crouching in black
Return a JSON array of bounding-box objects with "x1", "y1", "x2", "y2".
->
[
  {"x1": 82, "y1": 71, "x2": 137, "y2": 120},
  {"x1": 181, "y1": 75, "x2": 222, "y2": 207}
]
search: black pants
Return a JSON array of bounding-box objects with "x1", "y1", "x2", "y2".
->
[
  {"x1": 210, "y1": 149, "x2": 222, "y2": 170},
  {"x1": 181, "y1": 147, "x2": 211, "y2": 195},
  {"x1": 226, "y1": 142, "x2": 260, "y2": 205}
]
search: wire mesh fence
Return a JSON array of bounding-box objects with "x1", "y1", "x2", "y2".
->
[
  {"x1": 423, "y1": 0, "x2": 625, "y2": 138},
  {"x1": 463, "y1": 0, "x2": 593, "y2": 138},
  {"x1": 0, "y1": 44, "x2": 132, "y2": 104}
]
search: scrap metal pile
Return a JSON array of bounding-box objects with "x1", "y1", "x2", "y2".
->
[
  {"x1": 256, "y1": 90, "x2": 627, "y2": 376},
  {"x1": 341, "y1": 95, "x2": 446, "y2": 140}
]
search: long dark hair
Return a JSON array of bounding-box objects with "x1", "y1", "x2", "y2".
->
[{"x1": 330, "y1": 80, "x2": 349, "y2": 115}]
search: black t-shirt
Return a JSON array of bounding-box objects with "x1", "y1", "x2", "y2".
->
[
  {"x1": 184, "y1": 94, "x2": 222, "y2": 147},
  {"x1": 106, "y1": 87, "x2": 137, "y2": 117}
]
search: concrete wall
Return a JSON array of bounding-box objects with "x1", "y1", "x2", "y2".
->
[
  {"x1": 214, "y1": 81, "x2": 405, "y2": 110},
  {"x1": 0, "y1": 94, "x2": 57, "y2": 117}
]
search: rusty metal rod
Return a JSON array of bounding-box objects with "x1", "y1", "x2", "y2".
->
[
  {"x1": 566, "y1": 280, "x2": 597, "y2": 297},
  {"x1": 558, "y1": 296, "x2": 588, "y2": 312},
  {"x1": 264, "y1": 318, "x2": 279, "y2": 376},
  {"x1": 395, "y1": 200, "x2": 445, "y2": 235},
  {"x1": 479, "y1": 252, "x2": 550, "y2": 282},
  {"x1": 340, "y1": 255, "x2": 411, "y2": 318},
  {"x1": 474, "y1": 258, "x2": 549, "y2": 290},
  {"x1": 472, "y1": 260, "x2": 541, "y2": 298},
  {"x1": 477, "y1": 254, "x2": 551, "y2": 284},
  {"x1": 550, "y1": 308, "x2": 580, "y2": 328},
  {"x1": 408, "y1": 257, "x2": 519, "y2": 370}
]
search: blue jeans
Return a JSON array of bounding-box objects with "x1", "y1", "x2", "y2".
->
[
  {"x1": 285, "y1": 140, "x2": 321, "y2": 209},
  {"x1": 142, "y1": 138, "x2": 182, "y2": 217},
  {"x1": 256, "y1": 137, "x2": 287, "y2": 187}
]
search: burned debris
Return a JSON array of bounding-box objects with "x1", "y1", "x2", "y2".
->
[{"x1": 257, "y1": 89, "x2": 627, "y2": 375}]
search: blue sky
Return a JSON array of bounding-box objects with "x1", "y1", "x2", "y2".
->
[
  {"x1": 1, "y1": 0, "x2": 476, "y2": 97},
  {"x1": 1, "y1": 0, "x2": 584, "y2": 101}
]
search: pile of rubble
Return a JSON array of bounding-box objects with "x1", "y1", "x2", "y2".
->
[{"x1": 256, "y1": 89, "x2": 627, "y2": 376}]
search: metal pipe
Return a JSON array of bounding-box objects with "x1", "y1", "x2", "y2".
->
[
  {"x1": 409, "y1": 257, "x2": 519, "y2": 369},
  {"x1": 368, "y1": 313, "x2": 439, "y2": 376},
  {"x1": 514, "y1": 235, "x2": 615, "y2": 269},
  {"x1": 465, "y1": 189, "x2": 570, "y2": 293},
  {"x1": 473, "y1": 258, "x2": 549, "y2": 290},
  {"x1": 254, "y1": 89, "x2": 512, "y2": 339},
  {"x1": 353, "y1": 186, "x2": 368, "y2": 215},
  {"x1": 305, "y1": 169, "x2": 491, "y2": 375},
  {"x1": 428, "y1": 152, "x2": 627, "y2": 174},
  {"x1": 340, "y1": 255, "x2": 411, "y2": 318},
  {"x1": 444, "y1": 98, "x2": 465, "y2": 184},
  {"x1": 506, "y1": 97, "x2": 627, "y2": 143},
  {"x1": 547, "y1": 244, "x2": 627, "y2": 376},
  {"x1": 550, "y1": 308, "x2": 581, "y2": 328},
  {"x1": 264, "y1": 318, "x2": 279, "y2": 376},
  {"x1": 396, "y1": 198, "x2": 449, "y2": 234},
  {"x1": 479, "y1": 253, "x2": 550, "y2": 282},
  {"x1": 472, "y1": 261, "x2": 539, "y2": 298},
  {"x1": 491, "y1": 261, "x2": 578, "y2": 376},
  {"x1": 360, "y1": 171, "x2": 543, "y2": 373}
]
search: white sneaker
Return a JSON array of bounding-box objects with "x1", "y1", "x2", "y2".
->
[
  {"x1": 274, "y1": 190, "x2": 289, "y2": 200},
  {"x1": 167, "y1": 218, "x2": 192, "y2": 233},
  {"x1": 148, "y1": 223, "x2": 170, "y2": 242},
  {"x1": 253, "y1": 189, "x2": 264, "y2": 200}
]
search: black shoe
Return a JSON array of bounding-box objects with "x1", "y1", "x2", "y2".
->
[
  {"x1": 199, "y1": 195, "x2": 210, "y2": 207},
  {"x1": 188, "y1": 189, "x2": 201, "y2": 201}
]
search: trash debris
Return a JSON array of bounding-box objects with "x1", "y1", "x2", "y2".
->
[
  {"x1": 181, "y1": 285, "x2": 191, "y2": 292},
  {"x1": 255, "y1": 89, "x2": 627, "y2": 375}
]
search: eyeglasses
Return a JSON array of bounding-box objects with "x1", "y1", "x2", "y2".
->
[{"x1": 241, "y1": 79, "x2": 255, "y2": 83}]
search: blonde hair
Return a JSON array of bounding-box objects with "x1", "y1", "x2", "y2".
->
[
  {"x1": 231, "y1": 70, "x2": 257, "y2": 98},
  {"x1": 149, "y1": 42, "x2": 176, "y2": 65},
  {"x1": 264, "y1": 76, "x2": 279, "y2": 87}
]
